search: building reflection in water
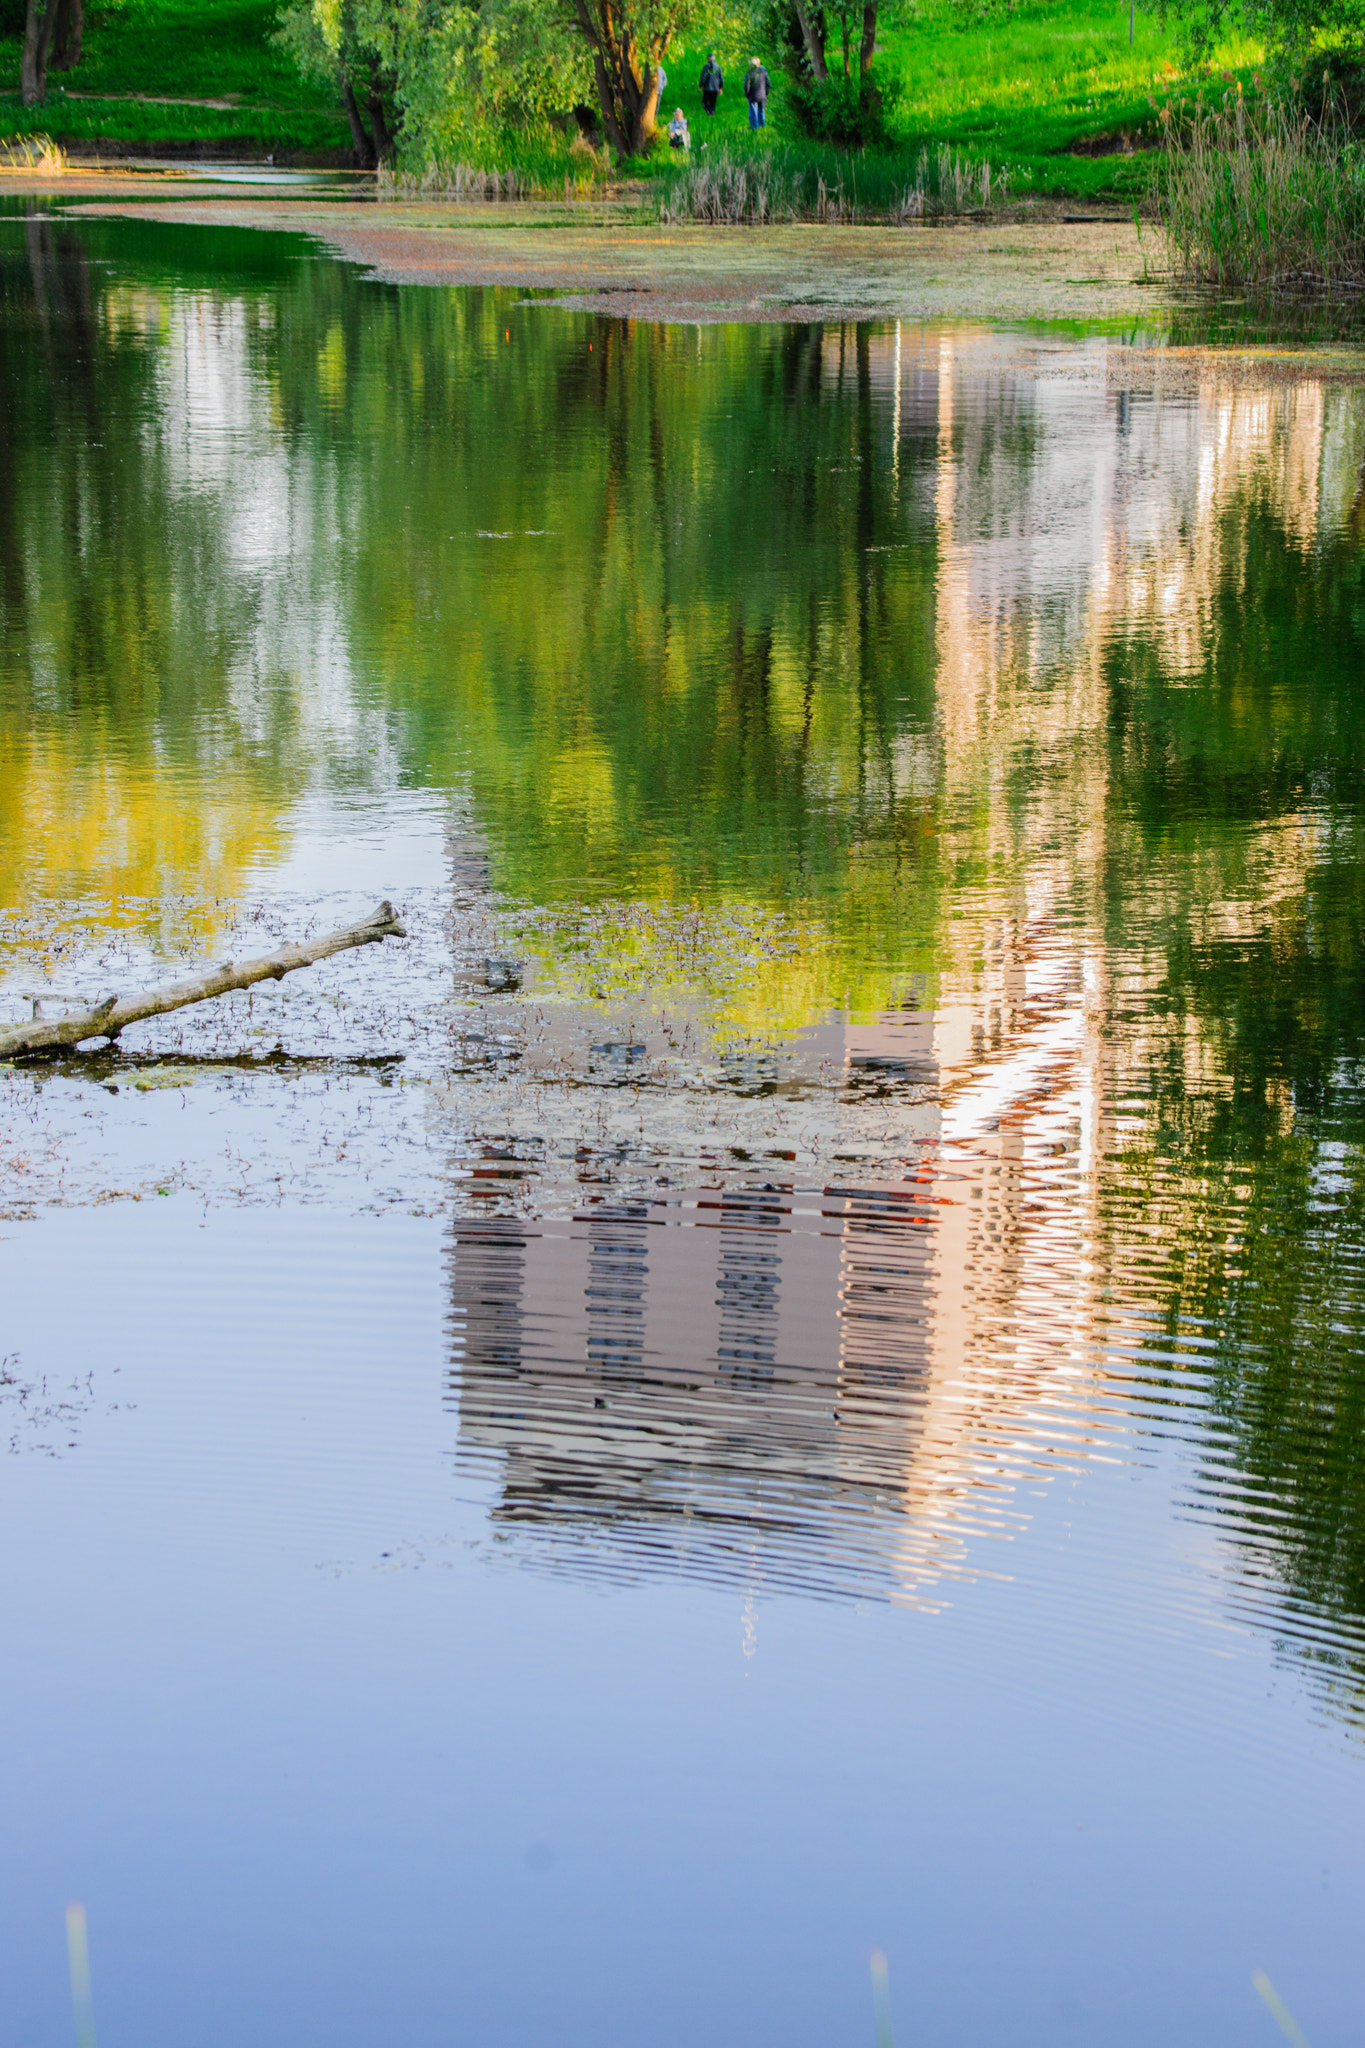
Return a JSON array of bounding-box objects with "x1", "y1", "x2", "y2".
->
[
  {"x1": 448, "y1": 327, "x2": 1365, "y2": 1659},
  {"x1": 446, "y1": 966, "x2": 1119, "y2": 1609}
]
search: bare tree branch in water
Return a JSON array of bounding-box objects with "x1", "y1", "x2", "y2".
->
[{"x1": 0, "y1": 903, "x2": 407, "y2": 1060}]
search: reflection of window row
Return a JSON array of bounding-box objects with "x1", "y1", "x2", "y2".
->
[
  {"x1": 446, "y1": 1219, "x2": 529, "y2": 1381},
  {"x1": 585, "y1": 1206, "x2": 649, "y2": 1383},
  {"x1": 714, "y1": 1193, "x2": 784, "y2": 1387},
  {"x1": 833, "y1": 1189, "x2": 936, "y2": 1394},
  {"x1": 444, "y1": 1184, "x2": 968, "y2": 1603}
]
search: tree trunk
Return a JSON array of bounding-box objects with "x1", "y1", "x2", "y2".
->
[
  {"x1": 840, "y1": 11, "x2": 850, "y2": 78},
  {"x1": 367, "y1": 87, "x2": 393, "y2": 161},
  {"x1": 858, "y1": 0, "x2": 876, "y2": 78},
  {"x1": 575, "y1": 0, "x2": 663, "y2": 155},
  {"x1": 21, "y1": 0, "x2": 60, "y2": 106},
  {"x1": 340, "y1": 73, "x2": 376, "y2": 168},
  {"x1": 0, "y1": 903, "x2": 407, "y2": 1061},
  {"x1": 628, "y1": 60, "x2": 661, "y2": 152},
  {"x1": 587, "y1": 44, "x2": 628, "y2": 154},
  {"x1": 794, "y1": 1, "x2": 829, "y2": 82},
  {"x1": 50, "y1": 0, "x2": 83, "y2": 72}
]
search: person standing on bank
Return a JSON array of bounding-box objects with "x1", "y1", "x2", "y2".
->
[
  {"x1": 699, "y1": 50, "x2": 724, "y2": 116},
  {"x1": 744, "y1": 56, "x2": 770, "y2": 129}
]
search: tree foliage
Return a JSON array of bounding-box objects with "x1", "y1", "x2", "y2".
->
[
  {"x1": 763, "y1": 0, "x2": 912, "y2": 143},
  {"x1": 278, "y1": 0, "x2": 743, "y2": 162},
  {"x1": 1148, "y1": 0, "x2": 1365, "y2": 70},
  {"x1": 275, "y1": 0, "x2": 405, "y2": 164}
]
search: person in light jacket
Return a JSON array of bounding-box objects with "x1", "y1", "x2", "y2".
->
[
  {"x1": 744, "y1": 56, "x2": 770, "y2": 128},
  {"x1": 668, "y1": 106, "x2": 691, "y2": 149},
  {"x1": 699, "y1": 51, "x2": 724, "y2": 116}
]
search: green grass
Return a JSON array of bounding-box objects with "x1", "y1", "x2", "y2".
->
[
  {"x1": 0, "y1": 0, "x2": 1259, "y2": 189},
  {"x1": 657, "y1": 0, "x2": 1260, "y2": 201},
  {"x1": 0, "y1": 0, "x2": 348, "y2": 157}
]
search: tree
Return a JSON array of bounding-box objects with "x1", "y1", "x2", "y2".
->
[
  {"x1": 790, "y1": 0, "x2": 876, "y2": 85},
  {"x1": 413, "y1": 0, "x2": 736, "y2": 157},
  {"x1": 392, "y1": 0, "x2": 592, "y2": 159},
  {"x1": 565, "y1": 0, "x2": 677, "y2": 154},
  {"x1": 1147, "y1": 0, "x2": 1365, "y2": 69},
  {"x1": 769, "y1": 0, "x2": 909, "y2": 143},
  {"x1": 281, "y1": 0, "x2": 740, "y2": 163},
  {"x1": 20, "y1": 0, "x2": 82, "y2": 104},
  {"x1": 276, "y1": 0, "x2": 402, "y2": 165}
]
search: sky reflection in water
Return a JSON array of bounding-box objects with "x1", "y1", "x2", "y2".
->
[{"x1": 1, "y1": 212, "x2": 1364, "y2": 2048}]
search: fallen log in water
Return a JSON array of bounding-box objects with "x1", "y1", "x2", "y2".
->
[{"x1": 0, "y1": 901, "x2": 407, "y2": 1061}]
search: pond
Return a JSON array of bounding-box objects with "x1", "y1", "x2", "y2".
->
[{"x1": 2, "y1": 205, "x2": 1364, "y2": 2048}]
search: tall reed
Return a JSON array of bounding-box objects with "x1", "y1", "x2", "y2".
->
[
  {"x1": 654, "y1": 141, "x2": 1007, "y2": 226},
  {"x1": 894, "y1": 142, "x2": 1005, "y2": 219},
  {"x1": 378, "y1": 160, "x2": 535, "y2": 201},
  {"x1": 1157, "y1": 89, "x2": 1365, "y2": 287},
  {"x1": 656, "y1": 150, "x2": 800, "y2": 224},
  {"x1": 0, "y1": 132, "x2": 68, "y2": 174}
]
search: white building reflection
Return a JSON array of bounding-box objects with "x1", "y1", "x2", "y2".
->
[{"x1": 447, "y1": 326, "x2": 1365, "y2": 1609}]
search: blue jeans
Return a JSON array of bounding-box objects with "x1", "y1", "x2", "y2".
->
[{"x1": 748, "y1": 99, "x2": 765, "y2": 128}]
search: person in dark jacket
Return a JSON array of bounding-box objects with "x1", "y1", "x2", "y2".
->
[
  {"x1": 744, "y1": 57, "x2": 770, "y2": 128},
  {"x1": 699, "y1": 51, "x2": 724, "y2": 116}
]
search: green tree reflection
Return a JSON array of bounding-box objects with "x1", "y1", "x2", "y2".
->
[{"x1": 1103, "y1": 498, "x2": 1365, "y2": 1709}]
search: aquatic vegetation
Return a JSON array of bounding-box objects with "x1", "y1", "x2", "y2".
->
[
  {"x1": 377, "y1": 158, "x2": 537, "y2": 199},
  {"x1": 894, "y1": 141, "x2": 1009, "y2": 217},
  {"x1": 1157, "y1": 87, "x2": 1365, "y2": 285},
  {"x1": 653, "y1": 139, "x2": 1008, "y2": 222},
  {"x1": 0, "y1": 129, "x2": 66, "y2": 170}
]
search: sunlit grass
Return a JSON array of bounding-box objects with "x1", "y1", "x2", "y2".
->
[{"x1": 656, "y1": 0, "x2": 1262, "y2": 200}]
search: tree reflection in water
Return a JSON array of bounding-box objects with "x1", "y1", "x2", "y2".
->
[{"x1": 3, "y1": 218, "x2": 1365, "y2": 1719}]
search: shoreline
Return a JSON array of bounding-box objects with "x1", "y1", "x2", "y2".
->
[
  {"x1": 4, "y1": 176, "x2": 1365, "y2": 367},
  {"x1": 14, "y1": 180, "x2": 1168, "y2": 326}
]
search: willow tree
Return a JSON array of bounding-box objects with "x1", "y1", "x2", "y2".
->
[
  {"x1": 428, "y1": 0, "x2": 738, "y2": 156},
  {"x1": 566, "y1": 0, "x2": 683, "y2": 153},
  {"x1": 276, "y1": 0, "x2": 403, "y2": 164}
]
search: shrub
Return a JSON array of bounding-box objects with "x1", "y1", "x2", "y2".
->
[{"x1": 789, "y1": 71, "x2": 905, "y2": 147}]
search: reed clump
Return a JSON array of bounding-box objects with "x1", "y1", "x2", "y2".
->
[
  {"x1": 657, "y1": 151, "x2": 800, "y2": 224},
  {"x1": 1158, "y1": 88, "x2": 1365, "y2": 288},
  {"x1": 0, "y1": 132, "x2": 67, "y2": 174},
  {"x1": 894, "y1": 143, "x2": 1006, "y2": 220},
  {"x1": 654, "y1": 142, "x2": 1007, "y2": 226},
  {"x1": 378, "y1": 161, "x2": 535, "y2": 201}
]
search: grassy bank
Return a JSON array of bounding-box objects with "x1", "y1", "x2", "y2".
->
[
  {"x1": 649, "y1": 0, "x2": 1257, "y2": 203},
  {"x1": 0, "y1": 0, "x2": 347, "y2": 158},
  {"x1": 0, "y1": 0, "x2": 1255, "y2": 191}
]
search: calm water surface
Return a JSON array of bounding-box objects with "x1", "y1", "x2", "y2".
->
[{"x1": 2, "y1": 208, "x2": 1365, "y2": 2046}]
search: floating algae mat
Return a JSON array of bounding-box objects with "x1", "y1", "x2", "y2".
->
[{"x1": 1, "y1": 207, "x2": 1364, "y2": 2048}]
